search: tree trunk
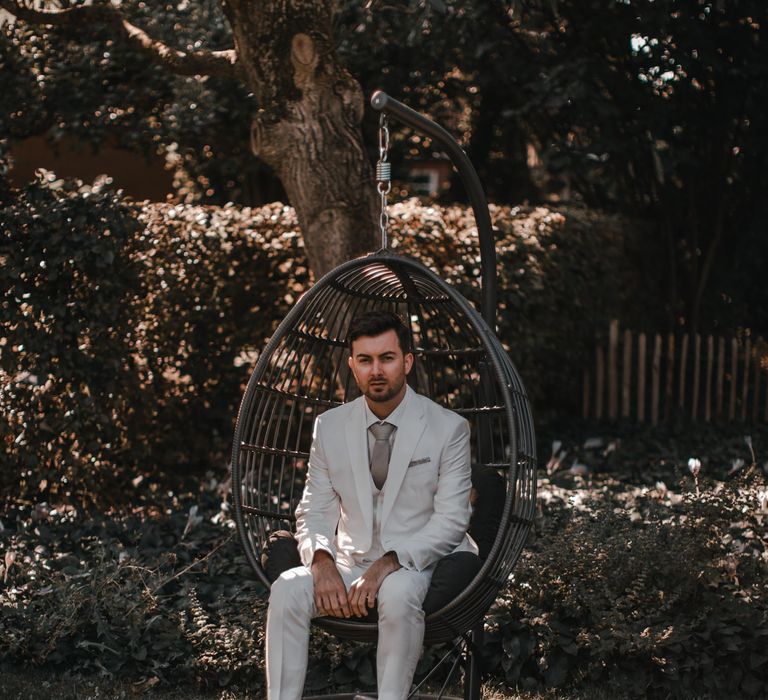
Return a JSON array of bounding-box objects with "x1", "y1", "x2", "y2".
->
[
  {"x1": 1, "y1": 0, "x2": 379, "y2": 277},
  {"x1": 223, "y1": 0, "x2": 379, "y2": 278}
]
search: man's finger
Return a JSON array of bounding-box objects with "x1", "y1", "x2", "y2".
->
[
  {"x1": 349, "y1": 587, "x2": 365, "y2": 617},
  {"x1": 323, "y1": 594, "x2": 335, "y2": 615},
  {"x1": 345, "y1": 586, "x2": 356, "y2": 614},
  {"x1": 336, "y1": 590, "x2": 351, "y2": 617},
  {"x1": 331, "y1": 591, "x2": 344, "y2": 617},
  {"x1": 350, "y1": 591, "x2": 364, "y2": 617}
]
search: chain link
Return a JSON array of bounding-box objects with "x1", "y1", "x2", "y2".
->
[{"x1": 376, "y1": 114, "x2": 392, "y2": 249}]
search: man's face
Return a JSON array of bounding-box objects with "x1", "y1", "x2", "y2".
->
[{"x1": 348, "y1": 329, "x2": 414, "y2": 404}]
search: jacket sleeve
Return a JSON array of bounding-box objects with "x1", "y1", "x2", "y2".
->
[
  {"x1": 294, "y1": 415, "x2": 341, "y2": 567},
  {"x1": 391, "y1": 417, "x2": 472, "y2": 572}
]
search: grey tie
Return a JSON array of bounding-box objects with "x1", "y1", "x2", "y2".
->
[{"x1": 369, "y1": 422, "x2": 395, "y2": 489}]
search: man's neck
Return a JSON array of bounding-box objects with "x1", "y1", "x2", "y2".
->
[{"x1": 365, "y1": 384, "x2": 407, "y2": 420}]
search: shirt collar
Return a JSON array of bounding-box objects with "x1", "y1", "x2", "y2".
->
[{"x1": 363, "y1": 384, "x2": 412, "y2": 430}]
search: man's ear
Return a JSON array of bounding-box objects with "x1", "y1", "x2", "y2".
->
[{"x1": 404, "y1": 352, "x2": 414, "y2": 375}]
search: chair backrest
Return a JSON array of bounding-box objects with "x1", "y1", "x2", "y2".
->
[{"x1": 231, "y1": 252, "x2": 536, "y2": 643}]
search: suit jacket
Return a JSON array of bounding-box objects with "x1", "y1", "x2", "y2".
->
[{"x1": 295, "y1": 386, "x2": 477, "y2": 572}]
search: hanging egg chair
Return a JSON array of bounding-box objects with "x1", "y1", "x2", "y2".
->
[{"x1": 231, "y1": 92, "x2": 537, "y2": 699}]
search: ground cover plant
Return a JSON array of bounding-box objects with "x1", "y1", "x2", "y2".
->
[{"x1": 1, "y1": 426, "x2": 766, "y2": 699}]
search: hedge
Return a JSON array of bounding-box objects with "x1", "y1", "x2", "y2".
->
[{"x1": 1, "y1": 174, "x2": 655, "y2": 504}]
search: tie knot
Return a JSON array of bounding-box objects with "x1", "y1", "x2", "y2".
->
[{"x1": 369, "y1": 421, "x2": 395, "y2": 440}]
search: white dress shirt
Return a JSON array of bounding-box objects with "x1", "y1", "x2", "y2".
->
[{"x1": 358, "y1": 386, "x2": 412, "y2": 565}]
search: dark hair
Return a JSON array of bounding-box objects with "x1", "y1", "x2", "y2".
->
[{"x1": 348, "y1": 311, "x2": 412, "y2": 353}]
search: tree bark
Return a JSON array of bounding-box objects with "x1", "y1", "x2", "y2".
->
[
  {"x1": 223, "y1": 0, "x2": 379, "y2": 278},
  {"x1": 2, "y1": 0, "x2": 380, "y2": 278}
]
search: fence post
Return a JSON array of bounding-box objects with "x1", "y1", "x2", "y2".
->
[
  {"x1": 741, "y1": 338, "x2": 751, "y2": 422},
  {"x1": 609, "y1": 320, "x2": 619, "y2": 421},
  {"x1": 664, "y1": 333, "x2": 675, "y2": 422},
  {"x1": 729, "y1": 338, "x2": 738, "y2": 421},
  {"x1": 692, "y1": 334, "x2": 701, "y2": 422},
  {"x1": 622, "y1": 329, "x2": 632, "y2": 419},
  {"x1": 752, "y1": 347, "x2": 761, "y2": 423},
  {"x1": 704, "y1": 335, "x2": 714, "y2": 423},
  {"x1": 764, "y1": 361, "x2": 768, "y2": 423},
  {"x1": 638, "y1": 333, "x2": 647, "y2": 423},
  {"x1": 596, "y1": 345, "x2": 605, "y2": 421},
  {"x1": 651, "y1": 334, "x2": 662, "y2": 426},
  {"x1": 716, "y1": 336, "x2": 725, "y2": 419},
  {"x1": 679, "y1": 333, "x2": 689, "y2": 414}
]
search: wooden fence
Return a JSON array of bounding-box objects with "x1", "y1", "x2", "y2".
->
[{"x1": 583, "y1": 320, "x2": 768, "y2": 424}]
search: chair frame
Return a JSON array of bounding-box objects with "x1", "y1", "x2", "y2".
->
[{"x1": 231, "y1": 94, "x2": 537, "y2": 699}]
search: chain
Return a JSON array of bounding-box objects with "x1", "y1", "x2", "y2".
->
[{"x1": 376, "y1": 113, "x2": 392, "y2": 249}]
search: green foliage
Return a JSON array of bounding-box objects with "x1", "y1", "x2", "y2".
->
[
  {"x1": 340, "y1": 0, "x2": 768, "y2": 333},
  {"x1": 1, "y1": 179, "x2": 646, "y2": 503},
  {"x1": 4, "y1": 0, "x2": 768, "y2": 329},
  {"x1": 0, "y1": 1, "x2": 266, "y2": 206},
  {"x1": 484, "y1": 432, "x2": 768, "y2": 699},
  {"x1": 1, "y1": 175, "x2": 308, "y2": 505},
  {"x1": 390, "y1": 200, "x2": 658, "y2": 424},
  {"x1": 0, "y1": 481, "x2": 266, "y2": 688},
  {"x1": 1, "y1": 430, "x2": 766, "y2": 698},
  {"x1": 0, "y1": 174, "x2": 146, "y2": 502}
]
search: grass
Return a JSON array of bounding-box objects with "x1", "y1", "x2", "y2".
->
[{"x1": 0, "y1": 670, "x2": 619, "y2": 700}]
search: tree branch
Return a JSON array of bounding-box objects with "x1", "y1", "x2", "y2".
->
[{"x1": 0, "y1": 0, "x2": 243, "y2": 81}]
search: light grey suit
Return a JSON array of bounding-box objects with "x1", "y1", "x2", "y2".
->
[{"x1": 266, "y1": 386, "x2": 476, "y2": 700}]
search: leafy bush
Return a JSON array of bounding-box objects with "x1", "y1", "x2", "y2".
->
[
  {"x1": 0, "y1": 478, "x2": 421, "y2": 694},
  {"x1": 2, "y1": 431, "x2": 766, "y2": 699},
  {"x1": 1, "y1": 174, "x2": 308, "y2": 505},
  {"x1": 1, "y1": 177, "x2": 652, "y2": 504},
  {"x1": 390, "y1": 201, "x2": 657, "y2": 424},
  {"x1": 0, "y1": 480, "x2": 266, "y2": 688},
  {"x1": 484, "y1": 436, "x2": 768, "y2": 699}
]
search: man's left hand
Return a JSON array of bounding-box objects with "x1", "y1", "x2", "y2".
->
[{"x1": 347, "y1": 552, "x2": 401, "y2": 617}]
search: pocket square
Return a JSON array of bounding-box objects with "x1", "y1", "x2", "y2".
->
[{"x1": 408, "y1": 457, "x2": 431, "y2": 467}]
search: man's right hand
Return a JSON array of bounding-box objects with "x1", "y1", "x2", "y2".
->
[{"x1": 311, "y1": 550, "x2": 351, "y2": 618}]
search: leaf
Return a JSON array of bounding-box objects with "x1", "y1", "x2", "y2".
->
[
  {"x1": 502, "y1": 634, "x2": 521, "y2": 661},
  {"x1": 427, "y1": 0, "x2": 446, "y2": 12},
  {"x1": 544, "y1": 650, "x2": 570, "y2": 687}
]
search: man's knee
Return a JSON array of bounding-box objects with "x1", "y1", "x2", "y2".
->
[
  {"x1": 377, "y1": 570, "x2": 428, "y2": 617},
  {"x1": 269, "y1": 565, "x2": 314, "y2": 613}
]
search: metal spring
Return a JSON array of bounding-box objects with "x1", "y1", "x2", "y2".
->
[{"x1": 376, "y1": 161, "x2": 391, "y2": 182}]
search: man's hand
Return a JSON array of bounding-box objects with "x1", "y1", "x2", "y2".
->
[
  {"x1": 347, "y1": 552, "x2": 402, "y2": 617},
  {"x1": 311, "y1": 550, "x2": 351, "y2": 618}
]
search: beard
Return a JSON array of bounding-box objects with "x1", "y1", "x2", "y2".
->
[{"x1": 363, "y1": 375, "x2": 405, "y2": 403}]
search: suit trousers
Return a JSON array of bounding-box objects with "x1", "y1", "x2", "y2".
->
[{"x1": 266, "y1": 561, "x2": 433, "y2": 700}]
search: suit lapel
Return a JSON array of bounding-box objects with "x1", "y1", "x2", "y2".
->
[
  {"x1": 345, "y1": 397, "x2": 373, "y2": 536},
  {"x1": 381, "y1": 394, "x2": 426, "y2": 529}
]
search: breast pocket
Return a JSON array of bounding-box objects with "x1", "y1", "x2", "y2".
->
[{"x1": 403, "y1": 459, "x2": 439, "y2": 500}]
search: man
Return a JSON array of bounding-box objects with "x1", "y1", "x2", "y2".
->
[{"x1": 266, "y1": 311, "x2": 476, "y2": 700}]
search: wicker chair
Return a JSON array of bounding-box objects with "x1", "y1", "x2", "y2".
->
[
  {"x1": 231, "y1": 93, "x2": 537, "y2": 700},
  {"x1": 231, "y1": 251, "x2": 536, "y2": 695}
]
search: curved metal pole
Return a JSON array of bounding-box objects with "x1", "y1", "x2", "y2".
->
[{"x1": 370, "y1": 90, "x2": 497, "y2": 328}]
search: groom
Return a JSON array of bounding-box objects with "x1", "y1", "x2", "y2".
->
[{"x1": 266, "y1": 310, "x2": 476, "y2": 700}]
